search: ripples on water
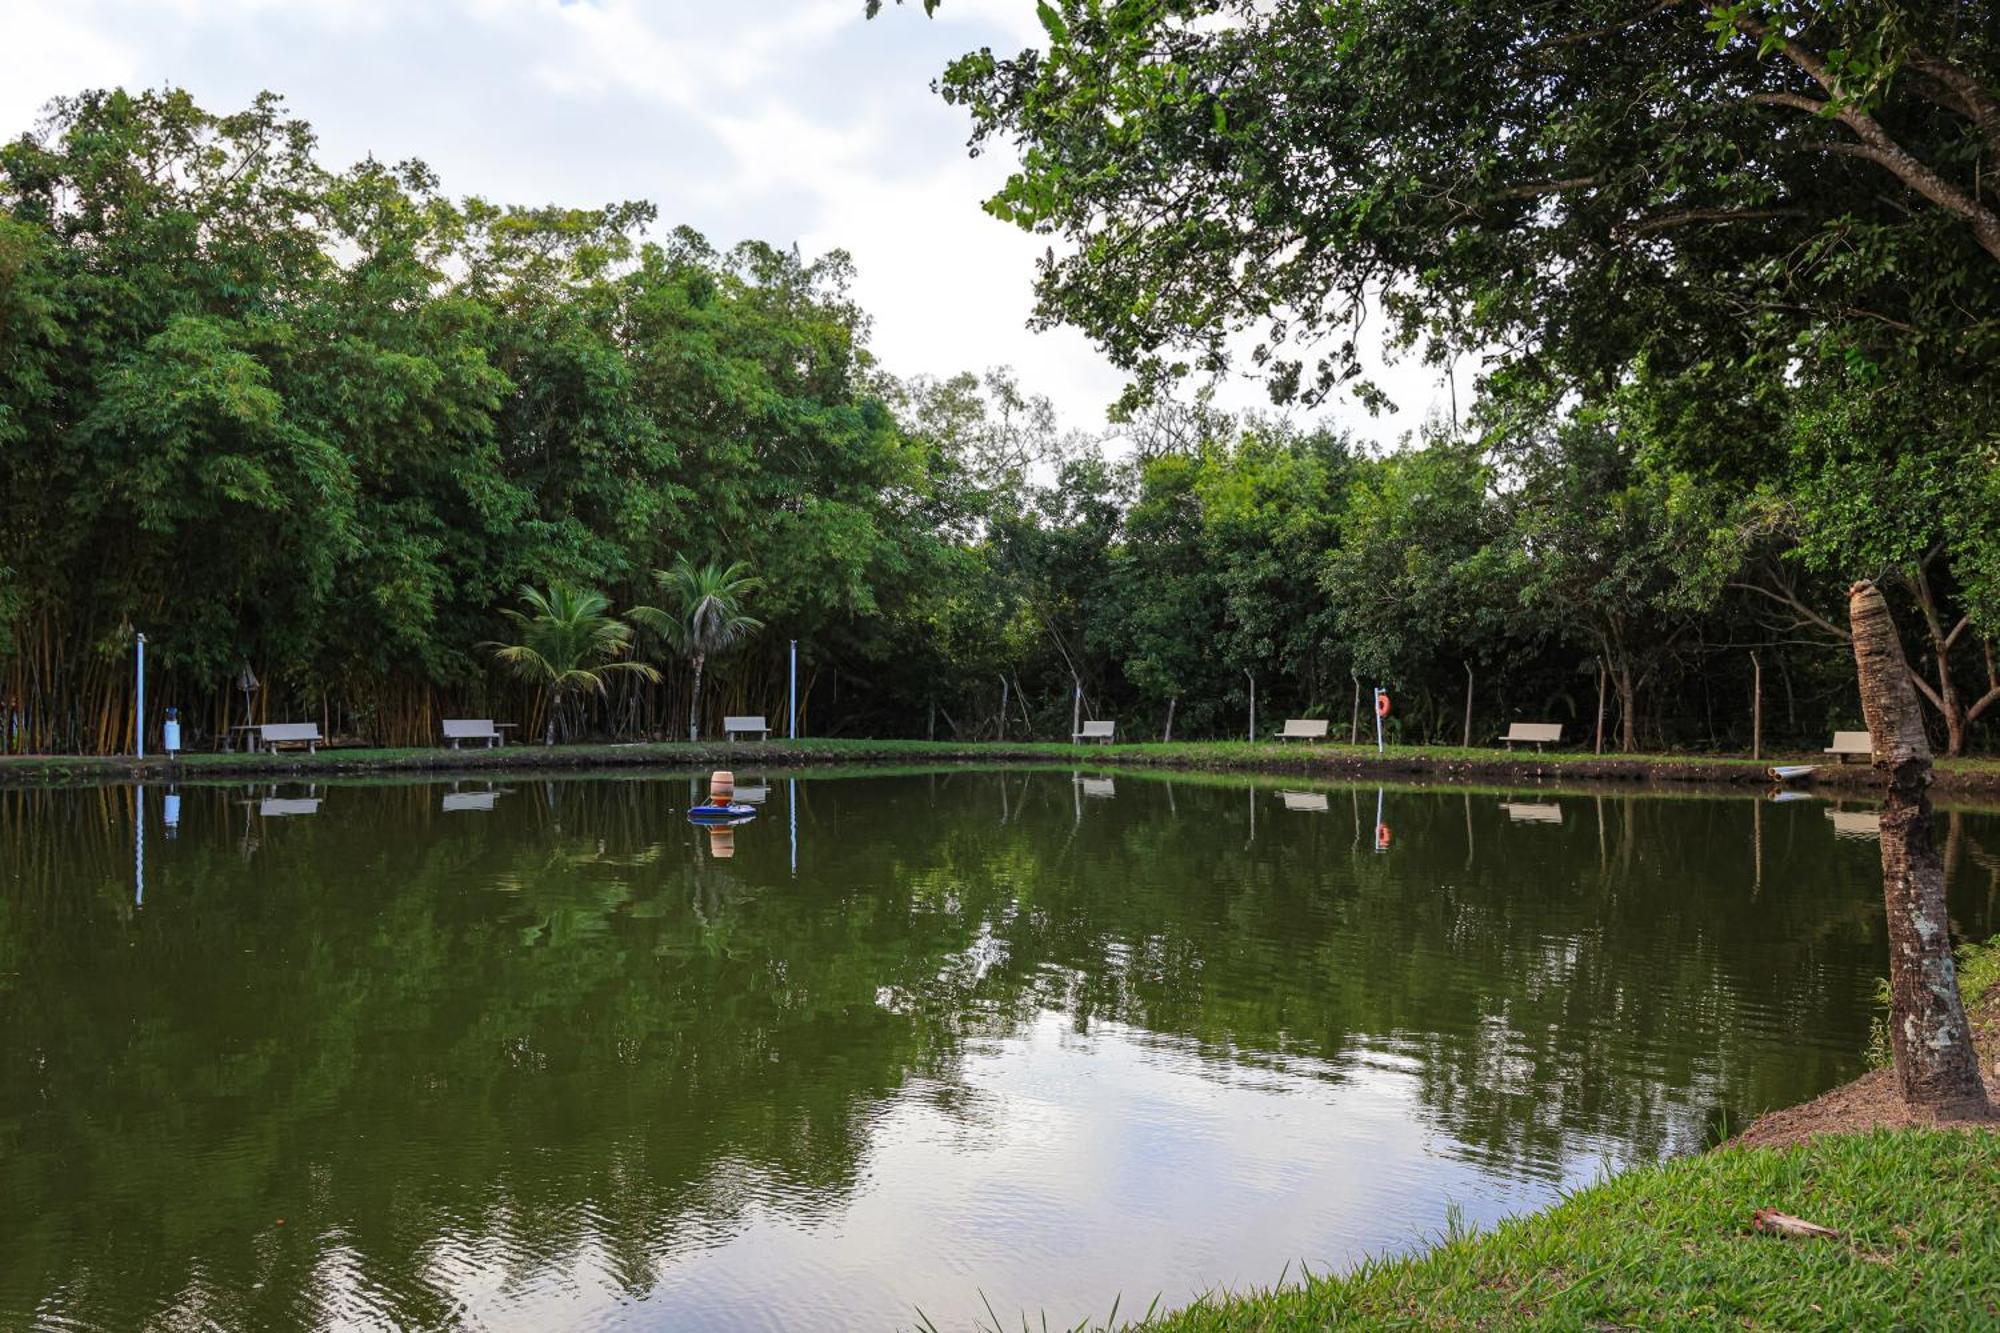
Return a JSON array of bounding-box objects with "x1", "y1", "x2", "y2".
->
[{"x1": 1, "y1": 771, "x2": 1993, "y2": 1330}]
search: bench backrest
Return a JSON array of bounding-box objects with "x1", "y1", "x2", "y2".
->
[
  {"x1": 723, "y1": 715, "x2": 769, "y2": 732},
  {"x1": 442, "y1": 719, "x2": 498, "y2": 739},
  {"x1": 1077, "y1": 720, "x2": 1116, "y2": 738},
  {"x1": 259, "y1": 722, "x2": 322, "y2": 742},
  {"x1": 1278, "y1": 719, "x2": 1329, "y2": 738},
  {"x1": 1828, "y1": 730, "x2": 1872, "y2": 753},
  {"x1": 1501, "y1": 722, "x2": 1563, "y2": 743}
]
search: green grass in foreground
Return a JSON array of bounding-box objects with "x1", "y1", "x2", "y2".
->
[
  {"x1": 1118, "y1": 1129, "x2": 2000, "y2": 1331},
  {"x1": 1111, "y1": 944, "x2": 2000, "y2": 1332}
]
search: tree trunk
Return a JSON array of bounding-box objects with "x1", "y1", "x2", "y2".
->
[
  {"x1": 1849, "y1": 580, "x2": 1992, "y2": 1119},
  {"x1": 998, "y1": 675, "x2": 1008, "y2": 743},
  {"x1": 1163, "y1": 696, "x2": 1176, "y2": 744},
  {"x1": 1615, "y1": 662, "x2": 1637, "y2": 753},
  {"x1": 1350, "y1": 674, "x2": 1361, "y2": 745},
  {"x1": 688, "y1": 654, "x2": 706, "y2": 742},
  {"x1": 1750, "y1": 650, "x2": 1762, "y2": 761},
  {"x1": 1461, "y1": 661, "x2": 1474, "y2": 748},
  {"x1": 544, "y1": 691, "x2": 558, "y2": 747},
  {"x1": 1594, "y1": 659, "x2": 1606, "y2": 756}
]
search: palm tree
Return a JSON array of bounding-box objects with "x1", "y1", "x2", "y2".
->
[
  {"x1": 486, "y1": 584, "x2": 661, "y2": 745},
  {"x1": 631, "y1": 558, "x2": 763, "y2": 741}
]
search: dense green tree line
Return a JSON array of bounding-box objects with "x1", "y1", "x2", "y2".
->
[{"x1": 2, "y1": 82, "x2": 1995, "y2": 753}]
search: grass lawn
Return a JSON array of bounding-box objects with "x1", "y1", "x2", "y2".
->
[{"x1": 1128, "y1": 1128, "x2": 1999, "y2": 1331}]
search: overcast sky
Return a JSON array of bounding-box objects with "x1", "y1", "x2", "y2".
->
[{"x1": 1, "y1": 0, "x2": 1456, "y2": 443}]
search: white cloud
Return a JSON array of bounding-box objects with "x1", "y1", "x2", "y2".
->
[{"x1": 0, "y1": 0, "x2": 1454, "y2": 443}]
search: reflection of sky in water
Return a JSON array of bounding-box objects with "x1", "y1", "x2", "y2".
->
[{"x1": 429, "y1": 1013, "x2": 1598, "y2": 1331}]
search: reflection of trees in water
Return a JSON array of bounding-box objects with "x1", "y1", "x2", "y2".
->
[{"x1": 0, "y1": 775, "x2": 1988, "y2": 1328}]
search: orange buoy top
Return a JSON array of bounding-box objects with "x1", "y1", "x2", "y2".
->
[{"x1": 709, "y1": 770, "x2": 735, "y2": 803}]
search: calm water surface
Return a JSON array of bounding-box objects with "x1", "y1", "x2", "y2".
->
[{"x1": 3, "y1": 770, "x2": 1995, "y2": 1331}]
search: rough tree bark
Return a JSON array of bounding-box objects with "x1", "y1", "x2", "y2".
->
[{"x1": 1849, "y1": 580, "x2": 1992, "y2": 1119}]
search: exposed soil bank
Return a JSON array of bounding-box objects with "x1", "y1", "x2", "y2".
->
[
  {"x1": 5, "y1": 735, "x2": 2000, "y2": 793},
  {"x1": 1733, "y1": 948, "x2": 2000, "y2": 1149}
]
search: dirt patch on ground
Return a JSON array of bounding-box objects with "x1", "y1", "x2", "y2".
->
[{"x1": 1732, "y1": 987, "x2": 2000, "y2": 1149}]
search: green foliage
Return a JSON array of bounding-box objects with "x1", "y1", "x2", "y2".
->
[
  {"x1": 486, "y1": 584, "x2": 659, "y2": 744},
  {"x1": 632, "y1": 557, "x2": 764, "y2": 739}
]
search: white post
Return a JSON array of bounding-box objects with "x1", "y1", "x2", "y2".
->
[
  {"x1": 135, "y1": 783, "x2": 145, "y2": 907},
  {"x1": 1245, "y1": 669, "x2": 1255, "y2": 742},
  {"x1": 1373, "y1": 687, "x2": 1384, "y2": 754},
  {"x1": 135, "y1": 632, "x2": 147, "y2": 759},
  {"x1": 788, "y1": 639, "x2": 798, "y2": 740},
  {"x1": 1071, "y1": 678, "x2": 1082, "y2": 744}
]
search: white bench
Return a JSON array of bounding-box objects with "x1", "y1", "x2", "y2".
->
[
  {"x1": 1072, "y1": 719, "x2": 1116, "y2": 744},
  {"x1": 1826, "y1": 730, "x2": 1873, "y2": 764},
  {"x1": 1275, "y1": 719, "x2": 1329, "y2": 742},
  {"x1": 1499, "y1": 722, "x2": 1562, "y2": 752},
  {"x1": 256, "y1": 722, "x2": 323, "y2": 754},
  {"x1": 724, "y1": 715, "x2": 771, "y2": 740},
  {"x1": 442, "y1": 718, "x2": 506, "y2": 749}
]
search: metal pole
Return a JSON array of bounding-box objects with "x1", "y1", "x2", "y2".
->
[
  {"x1": 134, "y1": 632, "x2": 148, "y2": 758},
  {"x1": 788, "y1": 640, "x2": 797, "y2": 740},
  {"x1": 1245, "y1": 669, "x2": 1255, "y2": 742},
  {"x1": 1071, "y1": 679, "x2": 1082, "y2": 744},
  {"x1": 1373, "y1": 688, "x2": 1384, "y2": 753},
  {"x1": 135, "y1": 783, "x2": 145, "y2": 907},
  {"x1": 789, "y1": 777, "x2": 798, "y2": 876}
]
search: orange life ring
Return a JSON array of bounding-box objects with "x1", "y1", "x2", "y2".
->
[
  {"x1": 1375, "y1": 691, "x2": 1391, "y2": 718},
  {"x1": 1375, "y1": 823, "x2": 1392, "y2": 850}
]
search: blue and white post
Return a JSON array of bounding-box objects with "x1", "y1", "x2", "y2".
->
[
  {"x1": 134, "y1": 631, "x2": 147, "y2": 759},
  {"x1": 788, "y1": 639, "x2": 797, "y2": 741},
  {"x1": 1372, "y1": 687, "x2": 1385, "y2": 754}
]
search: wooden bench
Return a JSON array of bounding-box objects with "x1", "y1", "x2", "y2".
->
[
  {"x1": 1072, "y1": 719, "x2": 1116, "y2": 744},
  {"x1": 1826, "y1": 730, "x2": 1873, "y2": 764},
  {"x1": 441, "y1": 718, "x2": 508, "y2": 749},
  {"x1": 1275, "y1": 719, "x2": 1329, "y2": 742},
  {"x1": 1499, "y1": 722, "x2": 1562, "y2": 752},
  {"x1": 255, "y1": 722, "x2": 323, "y2": 755},
  {"x1": 724, "y1": 715, "x2": 772, "y2": 741}
]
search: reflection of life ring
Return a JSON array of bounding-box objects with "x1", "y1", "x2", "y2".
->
[
  {"x1": 1375, "y1": 691, "x2": 1391, "y2": 718},
  {"x1": 1375, "y1": 822, "x2": 1392, "y2": 850}
]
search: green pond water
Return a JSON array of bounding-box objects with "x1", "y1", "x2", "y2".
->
[{"x1": 3, "y1": 769, "x2": 1995, "y2": 1331}]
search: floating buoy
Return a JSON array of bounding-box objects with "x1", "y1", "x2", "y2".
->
[
  {"x1": 709, "y1": 769, "x2": 735, "y2": 802},
  {"x1": 688, "y1": 803, "x2": 756, "y2": 824}
]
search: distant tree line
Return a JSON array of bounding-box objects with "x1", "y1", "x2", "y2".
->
[{"x1": 2, "y1": 86, "x2": 1995, "y2": 754}]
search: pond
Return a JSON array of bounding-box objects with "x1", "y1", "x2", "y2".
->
[{"x1": 3, "y1": 769, "x2": 1996, "y2": 1331}]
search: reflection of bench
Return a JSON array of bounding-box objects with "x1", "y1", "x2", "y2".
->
[
  {"x1": 1073, "y1": 720, "x2": 1116, "y2": 744},
  {"x1": 1276, "y1": 719, "x2": 1329, "y2": 742},
  {"x1": 1501, "y1": 801, "x2": 1564, "y2": 824},
  {"x1": 1280, "y1": 791, "x2": 1329, "y2": 812},
  {"x1": 1499, "y1": 722, "x2": 1562, "y2": 752},
  {"x1": 257, "y1": 722, "x2": 323, "y2": 754},
  {"x1": 734, "y1": 784, "x2": 770, "y2": 804},
  {"x1": 1077, "y1": 776, "x2": 1116, "y2": 798},
  {"x1": 1826, "y1": 730, "x2": 1872, "y2": 764},
  {"x1": 441, "y1": 791, "x2": 498, "y2": 812},
  {"x1": 441, "y1": 719, "x2": 507, "y2": 749},
  {"x1": 1827, "y1": 808, "x2": 1881, "y2": 839},
  {"x1": 724, "y1": 715, "x2": 771, "y2": 741},
  {"x1": 259, "y1": 797, "x2": 321, "y2": 817}
]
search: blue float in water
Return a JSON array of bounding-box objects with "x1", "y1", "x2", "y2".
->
[{"x1": 688, "y1": 803, "x2": 757, "y2": 824}]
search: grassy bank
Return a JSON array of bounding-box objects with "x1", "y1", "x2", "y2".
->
[
  {"x1": 1109, "y1": 942, "x2": 2000, "y2": 1332},
  {"x1": 1126, "y1": 1129, "x2": 1999, "y2": 1331},
  {"x1": 6, "y1": 735, "x2": 2000, "y2": 792}
]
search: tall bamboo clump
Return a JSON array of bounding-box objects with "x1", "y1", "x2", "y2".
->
[{"x1": 1848, "y1": 580, "x2": 1992, "y2": 1120}]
